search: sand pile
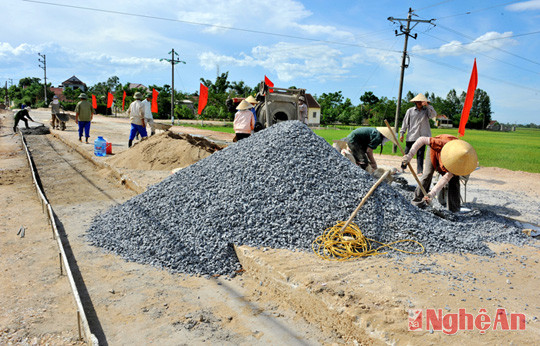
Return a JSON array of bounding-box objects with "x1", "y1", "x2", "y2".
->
[{"x1": 108, "y1": 131, "x2": 224, "y2": 171}]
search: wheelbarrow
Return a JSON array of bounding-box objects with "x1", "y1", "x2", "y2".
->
[{"x1": 53, "y1": 110, "x2": 70, "y2": 131}]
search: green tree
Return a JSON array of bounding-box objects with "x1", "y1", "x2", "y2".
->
[{"x1": 316, "y1": 91, "x2": 344, "y2": 124}]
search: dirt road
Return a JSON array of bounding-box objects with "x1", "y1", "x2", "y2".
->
[{"x1": 2, "y1": 109, "x2": 539, "y2": 345}]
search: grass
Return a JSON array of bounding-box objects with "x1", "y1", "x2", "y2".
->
[{"x1": 179, "y1": 123, "x2": 540, "y2": 173}]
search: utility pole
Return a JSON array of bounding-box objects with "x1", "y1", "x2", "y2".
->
[
  {"x1": 160, "y1": 49, "x2": 186, "y2": 125},
  {"x1": 388, "y1": 8, "x2": 434, "y2": 152},
  {"x1": 38, "y1": 53, "x2": 48, "y2": 104}
]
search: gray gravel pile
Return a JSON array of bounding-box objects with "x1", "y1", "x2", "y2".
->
[{"x1": 87, "y1": 121, "x2": 531, "y2": 275}]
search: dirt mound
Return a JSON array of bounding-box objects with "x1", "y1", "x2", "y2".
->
[{"x1": 108, "y1": 131, "x2": 225, "y2": 171}]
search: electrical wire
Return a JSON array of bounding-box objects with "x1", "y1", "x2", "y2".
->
[
  {"x1": 433, "y1": 0, "x2": 523, "y2": 19},
  {"x1": 312, "y1": 221, "x2": 424, "y2": 261},
  {"x1": 22, "y1": 0, "x2": 399, "y2": 54}
]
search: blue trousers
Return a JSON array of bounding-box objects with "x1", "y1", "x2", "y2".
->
[
  {"x1": 78, "y1": 121, "x2": 91, "y2": 138},
  {"x1": 129, "y1": 123, "x2": 148, "y2": 140}
]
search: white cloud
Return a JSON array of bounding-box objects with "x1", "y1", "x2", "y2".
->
[
  {"x1": 506, "y1": 0, "x2": 540, "y2": 11},
  {"x1": 411, "y1": 32, "x2": 517, "y2": 57}
]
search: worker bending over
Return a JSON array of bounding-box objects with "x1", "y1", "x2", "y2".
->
[
  {"x1": 402, "y1": 135, "x2": 477, "y2": 212},
  {"x1": 13, "y1": 107, "x2": 34, "y2": 132},
  {"x1": 344, "y1": 127, "x2": 396, "y2": 171}
]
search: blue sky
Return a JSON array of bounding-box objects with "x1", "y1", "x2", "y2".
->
[{"x1": 2, "y1": 0, "x2": 539, "y2": 124}]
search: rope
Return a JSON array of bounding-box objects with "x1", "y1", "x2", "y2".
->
[{"x1": 312, "y1": 221, "x2": 425, "y2": 261}]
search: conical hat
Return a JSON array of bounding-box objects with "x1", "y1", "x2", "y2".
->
[
  {"x1": 375, "y1": 126, "x2": 398, "y2": 145},
  {"x1": 245, "y1": 95, "x2": 259, "y2": 104},
  {"x1": 410, "y1": 93, "x2": 428, "y2": 102},
  {"x1": 236, "y1": 100, "x2": 253, "y2": 110},
  {"x1": 440, "y1": 139, "x2": 478, "y2": 176}
]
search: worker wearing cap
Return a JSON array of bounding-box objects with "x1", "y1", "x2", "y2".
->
[
  {"x1": 50, "y1": 95, "x2": 62, "y2": 129},
  {"x1": 233, "y1": 100, "x2": 255, "y2": 141},
  {"x1": 127, "y1": 92, "x2": 147, "y2": 147},
  {"x1": 75, "y1": 93, "x2": 94, "y2": 143},
  {"x1": 399, "y1": 93, "x2": 437, "y2": 175},
  {"x1": 402, "y1": 135, "x2": 477, "y2": 212},
  {"x1": 142, "y1": 91, "x2": 155, "y2": 136},
  {"x1": 345, "y1": 127, "x2": 396, "y2": 171},
  {"x1": 298, "y1": 96, "x2": 308, "y2": 125},
  {"x1": 13, "y1": 107, "x2": 34, "y2": 132}
]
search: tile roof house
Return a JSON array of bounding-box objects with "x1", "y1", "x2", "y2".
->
[
  {"x1": 304, "y1": 93, "x2": 321, "y2": 126},
  {"x1": 61, "y1": 75, "x2": 87, "y2": 91}
]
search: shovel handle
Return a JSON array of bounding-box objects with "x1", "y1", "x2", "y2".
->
[
  {"x1": 339, "y1": 170, "x2": 390, "y2": 233},
  {"x1": 384, "y1": 120, "x2": 429, "y2": 197}
]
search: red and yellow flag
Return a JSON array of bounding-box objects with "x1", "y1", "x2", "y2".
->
[
  {"x1": 264, "y1": 75, "x2": 274, "y2": 93},
  {"x1": 198, "y1": 83, "x2": 208, "y2": 115},
  {"x1": 151, "y1": 88, "x2": 159, "y2": 113},
  {"x1": 458, "y1": 59, "x2": 478, "y2": 137}
]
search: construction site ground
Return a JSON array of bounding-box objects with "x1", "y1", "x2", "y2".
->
[{"x1": 1, "y1": 109, "x2": 538, "y2": 345}]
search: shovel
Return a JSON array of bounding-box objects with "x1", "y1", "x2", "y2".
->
[{"x1": 384, "y1": 120, "x2": 429, "y2": 198}]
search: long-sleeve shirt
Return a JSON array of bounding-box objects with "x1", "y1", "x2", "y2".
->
[
  {"x1": 404, "y1": 136, "x2": 456, "y2": 198},
  {"x1": 298, "y1": 103, "x2": 308, "y2": 124},
  {"x1": 141, "y1": 99, "x2": 153, "y2": 121},
  {"x1": 233, "y1": 110, "x2": 255, "y2": 134},
  {"x1": 128, "y1": 100, "x2": 146, "y2": 126},
  {"x1": 399, "y1": 105, "x2": 437, "y2": 142},
  {"x1": 50, "y1": 100, "x2": 61, "y2": 114}
]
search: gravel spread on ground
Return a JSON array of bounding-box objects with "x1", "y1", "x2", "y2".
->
[{"x1": 86, "y1": 121, "x2": 531, "y2": 275}]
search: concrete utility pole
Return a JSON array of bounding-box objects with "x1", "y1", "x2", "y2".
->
[
  {"x1": 160, "y1": 49, "x2": 186, "y2": 125},
  {"x1": 38, "y1": 53, "x2": 48, "y2": 104},
  {"x1": 388, "y1": 8, "x2": 434, "y2": 152}
]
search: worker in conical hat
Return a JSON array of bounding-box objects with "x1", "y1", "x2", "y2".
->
[
  {"x1": 233, "y1": 100, "x2": 255, "y2": 141},
  {"x1": 402, "y1": 135, "x2": 478, "y2": 212},
  {"x1": 399, "y1": 93, "x2": 437, "y2": 175},
  {"x1": 343, "y1": 126, "x2": 397, "y2": 171}
]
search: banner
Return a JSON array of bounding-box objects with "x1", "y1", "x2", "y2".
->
[
  {"x1": 458, "y1": 59, "x2": 478, "y2": 137},
  {"x1": 92, "y1": 94, "x2": 97, "y2": 109},
  {"x1": 198, "y1": 83, "x2": 208, "y2": 115},
  {"x1": 122, "y1": 90, "x2": 126, "y2": 111},
  {"x1": 151, "y1": 88, "x2": 159, "y2": 113},
  {"x1": 264, "y1": 75, "x2": 274, "y2": 93},
  {"x1": 107, "y1": 92, "x2": 114, "y2": 108}
]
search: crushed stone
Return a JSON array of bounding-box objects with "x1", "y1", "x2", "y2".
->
[{"x1": 87, "y1": 121, "x2": 533, "y2": 275}]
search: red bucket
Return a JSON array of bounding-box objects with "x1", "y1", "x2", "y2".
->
[{"x1": 106, "y1": 142, "x2": 112, "y2": 155}]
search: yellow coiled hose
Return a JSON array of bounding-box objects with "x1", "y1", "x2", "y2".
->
[{"x1": 312, "y1": 221, "x2": 425, "y2": 261}]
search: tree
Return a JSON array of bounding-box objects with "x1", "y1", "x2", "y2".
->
[
  {"x1": 230, "y1": 80, "x2": 252, "y2": 97},
  {"x1": 316, "y1": 91, "x2": 344, "y2": 124},
  {"x1": 469, "y1": 89, "x2": 492, "y2": 129}
]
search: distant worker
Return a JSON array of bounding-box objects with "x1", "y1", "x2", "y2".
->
[
  {"x1": 298, "y1": 96, "x2": 308, "y2": 125},
  {"x1": 245, "y1": 95, "x2": 259, "y2": 122},
  {"x1": 402, "y1": 135, "x2": 477, "y2": 212},
  {"x1": 75, "y1": 93, "x2": 94, "y2": 143},
  {"x1": 13, "y1": 107, "x2": 34, "y2": 132},
  {"x1": 344, "y1": 127, "x2": 396, "y2": 171},
  {"x1": 399, "y1": 93, "x2": 437, "y2": 175},
  {"x1": 142, "y1": 91, "x2": 155, "y2": 136},
  {"x1": 50, "y1": 95, "x2": 64, "y2": 130},
  {"x1": 127, "y1": 92, "x2": 147, "y2": 147},
  {"x1": 233, "y1": 100, "x2": 255, "y2": 141}
]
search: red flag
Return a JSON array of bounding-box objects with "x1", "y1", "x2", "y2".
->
[
  {"x1": 198, "y1": 83, "x2": 208, "y2": 115},
  {"x1": 151, "y1": 88, "x2": 159, "y2": 113},
  {"x1": 107, "y1": 92, "x2": 114, "y2": 108},
  {"x1": 458, "y1": 59, "x2": 478, "y2": 137},
  {"x1": 92, "y1": 94, "x2": 97, "y2": 109},
  {"x1": 122, "y1": 90, "x2": 126, "y2": 111},
  {"x1": 264, "y1": 75, "x2": 274, "y2": 93}
]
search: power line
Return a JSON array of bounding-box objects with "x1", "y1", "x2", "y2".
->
[
  {"x1": 22, "y1": 0, "x2": 398, "y2": 54},
  {"x1": 414, "y1": 0, "x2": 456, "y2": 12},
  {"x1": 432, "y1": 0, "x2": 523, "y2": 19},
  {"x1": 436, "y1": 23, "x2": 540, "y2": 66},
  {"x1": 414, "y1": 32, "x2": 540, "y2": 75},
  {"x1": 410, "y1": 53, "x2": 540, "y2": 93}
]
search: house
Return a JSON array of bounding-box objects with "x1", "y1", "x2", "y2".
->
[
  {"x1": 305, "y1": 93, "x2": 321, "y2": 126},
  {"x1": 61, "y1": 75, "x2": 87, "y2": 92},
  {"x1": 128, "y1": 83, "x2": 147, "y2": 90},
  {"x1": 49, "y1": 87, "x2": 67, "y2": 102},
  {"x1": 435, "y1": 114, "x2": 453, "y2": 128}
]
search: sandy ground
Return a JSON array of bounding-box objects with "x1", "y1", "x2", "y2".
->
[{"x1": 2, "y1": 109, "x2": 539, "y2": 344}]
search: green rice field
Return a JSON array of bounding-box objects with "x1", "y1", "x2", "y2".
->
[{"x1": 179, "y1": 123, "x2": 540, "y2": 174}]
